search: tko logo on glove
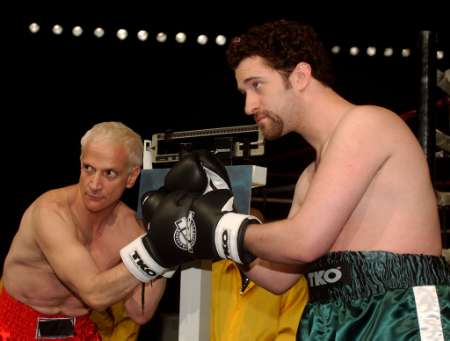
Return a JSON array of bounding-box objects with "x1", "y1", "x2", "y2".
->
[
  {"x1": 132, "y1": 251, "x2": 157, "y2": 277},
  {"x1": 307, "y1": 267, "x2": 343, "y2": 287},
  {"x1": 174, "y1": 211, "x2": 197, "y2": 253}
]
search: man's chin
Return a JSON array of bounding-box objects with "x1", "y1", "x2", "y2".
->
[
  {"x1": 84, "y1": 198, "x2": 106, "y2": 211},
  {"x1": 86, "y1": 204, "x2": 103, "y2": 213},
  {"x1": 262, "y1": 129, "x2": 282, "y2": 141},
  {"x1": 259, "y1": 121, "x2": 283, "y2": 141}
]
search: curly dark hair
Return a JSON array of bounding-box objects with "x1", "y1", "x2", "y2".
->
[{"x1": 226, "y1": 19, "x2": 334, "y2": 86}]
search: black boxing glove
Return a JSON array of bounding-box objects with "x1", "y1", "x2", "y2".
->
[
  {"x1": 141, "y1": 188, "x2": 168, "y2": 228},
  {"x1": 120, "y1": 189, "x2": 181, "y2": 282},
  {"x1": 164, "y1": 150, "x2": 231, "y2": 194},
  {"x1": 141, "y1": 188, "x2": 179, "y2": 278},
  {"x1": 188, "y1": 189, "x2": 260, "y2": 264}
]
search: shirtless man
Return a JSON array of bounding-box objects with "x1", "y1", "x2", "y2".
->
[
  {"x1": 1, "y1": 122, "x2": 166, "y2": 340},
  {"x1": 224, "y1": 20, "x2": 450, "y2": 340},
  {"x1": 130, "y1": 20, "x2": 449, "y2": 339}
]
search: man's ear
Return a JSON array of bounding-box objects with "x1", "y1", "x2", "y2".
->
[
  {"x1": 290, "y1": 62, "x2": 312, "y2": 90},
  {"x1": 126, "y1": 166, "x2": 141, "y2": 188}
]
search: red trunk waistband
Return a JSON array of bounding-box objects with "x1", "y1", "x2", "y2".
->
[{"x1": 0, "y1": 288, "x2": 100, "y2": 340}]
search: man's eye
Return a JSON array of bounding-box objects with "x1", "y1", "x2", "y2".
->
[
  {"x1": 107, "y1": 170, "x2": 118, "y2": 178},
  {"x1": 84, "y1": 165, "x2": 93, "y2": 172},
  {"x1": 252, "y1": 81, "x2": 262, "y2": 90}
]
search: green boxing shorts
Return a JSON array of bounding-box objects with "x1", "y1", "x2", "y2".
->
[{"x1": 298, "y1": 251, "x2": 450, "y2": 340}]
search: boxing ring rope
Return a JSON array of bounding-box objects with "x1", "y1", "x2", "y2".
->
[
  {"x1": 417, "y1": 31, "x2": 438, "y2": 179},
  {"x1": 417, "y1": 34, "x2": 450, "y2": 193}
]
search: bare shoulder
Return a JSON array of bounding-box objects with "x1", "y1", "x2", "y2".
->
[
  {"x1": 32, "y1": 186, "x2": 74, "y2": 223},
  {"x1": 344, "y1": 105, "x2": 410, "y2": 132},
  {"x1": 15, "y1": 186, "x2": 78, "y2": 253},
  {"x1": 115, "y1": 202, "x2": 145, "y2": 237},
  {"x1": 117, "y1": 202, "x2": 140, "y2": 224},
  {"x1": 334, "y1": 105, "x2": 414, "y2": 147}
]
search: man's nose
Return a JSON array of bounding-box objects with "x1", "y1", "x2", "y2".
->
[
  {"x1": 244, "y1": 93, "x2": 259, "y2": 115},
  {"x1": 89, "y1": 173, "x2": 103, "y2": 190}
]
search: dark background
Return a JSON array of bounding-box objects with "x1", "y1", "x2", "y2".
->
[{"x1": 2, "y1": 3, "x2": 450, "y2": 338}]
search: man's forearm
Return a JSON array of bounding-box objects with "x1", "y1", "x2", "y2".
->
[
  {"x1": 78, "y1": 264, "x2": 141, "y2": 311},
  {"x1": 125, "y1": 277, "x2": 167, "y2": 324}
]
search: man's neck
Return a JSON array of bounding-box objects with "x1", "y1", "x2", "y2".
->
[
  {"x1": 70, "y1": 186, "x2": 118, "y2": 239},
  {"x1": 299, "y1": 88, "x2": 354, "y2": 154}
]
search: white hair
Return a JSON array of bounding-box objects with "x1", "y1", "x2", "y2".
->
[{"x1": 80, "y1": 121, "x2": 143, "y2": 169}]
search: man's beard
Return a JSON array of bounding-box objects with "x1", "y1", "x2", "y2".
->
[{"x1": 259, "y1": 111, "x2": 283, "y2": 141}]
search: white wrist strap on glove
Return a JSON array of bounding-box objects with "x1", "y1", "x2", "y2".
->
[
  {"x1": 120, "y1": 234, "x2": 169, "y2": 282},
  {"x1": 214, "y1": 213, "x2": 259, "y2": 264}
]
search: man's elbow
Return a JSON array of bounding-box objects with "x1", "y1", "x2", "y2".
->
[
  {"x1": 124, "y1": 297, "x2": 161, "y2": 325},
  {"x1": 258, "y1": 280, "x2": 293, "y2": 295},
  {"x1": 290, "y1": 238, "x2": 330, "y2": 264},
  {"x1": 268, "y1": 286, "x2": 289, "y2": 295},
  {"x1": 130, "y1": 313, "x2": 153, "y2": 325},
  {"x1": 81, "y1": 291, "x2": 111, "y2": 312}
]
